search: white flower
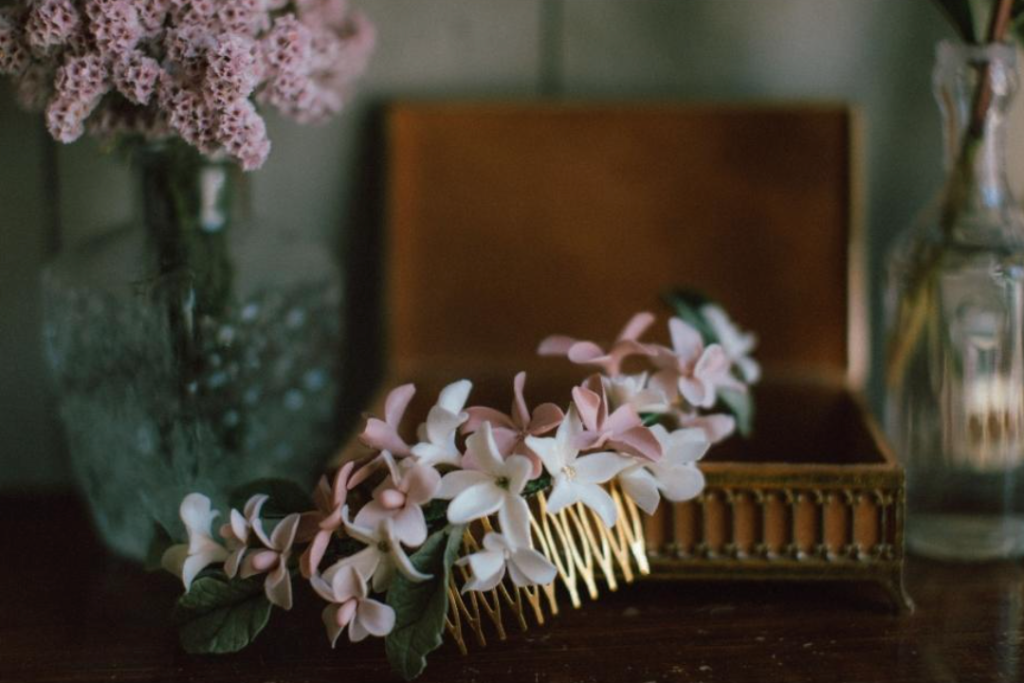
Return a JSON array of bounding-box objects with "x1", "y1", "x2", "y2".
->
[
  {"x1": 618, "y1": 425, "x2": 708, "y2": 515},
  {"x1": 311, "y1": 563, "x2": 396, "y2": 647},
  {"x1": 436, "y1": 422, "x2": 534, "y2": 547},
  {"x1": 525, "y1": 408, "x2": 631, "y2": 528},
  {"x1": 457, "y1": 532, "x2": 557, "y2": 592},
  {"x1": 354, "y1": 454, "x2": 440, "y2": 547},
  {"x1": 410, "y1": 379, "x2": 472, "y2": 467},
  {"x1": 240, "y1": 510, "x2": 301, "y2": 611},
  {"x1": 602, "y1": 372, "x2": 670, "y2": 414},
  {"x1": 650, "y1": 317, "x2": 744, "y2": 409},
  {"x1": 701, "y1": 304, "x2": 760, "y2": 384},
  {"x1": 161, "y1": 493, "x2": 229, "y2": 592},
  {"x1": 218, "y1": 493, "x2": 268, "y2": 579},
  {"x1": 338, "y1": 512, "x2": 432, "y2": 592}
]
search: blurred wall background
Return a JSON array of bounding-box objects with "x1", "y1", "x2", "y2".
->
[{"x1": 1, "y1": 0, "x2": 1011, "y2": 490}]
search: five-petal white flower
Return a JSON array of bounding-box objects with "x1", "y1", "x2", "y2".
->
[
  {"x1": 241, "y1": 510, "x2": 302, "y2": 610},
  {"x1": 701, "y1": 304, "x2": 760, "y2": 384},
  {"x1": 525, "y1": 408, "x2": 631, "y2": 528},
  {"x1": 618, "y1": 424, "x2": 708, "y2": 515},
  {"x1": 161, "y1": 493, "x2": 229, "y2": 592},
  {"x1": 436, "y1": 422, "x2": 534, "y2": 547},
  {"x1": 311, "y1": 563, "x2": 396, "y2": 647},
  {"x1": 339, "y1": 512, "x2": 433, "y2": 592},
  {"x1": 602, "y1": 372, "x2": 671, "y2": 414},
  {"x1": 411, "y1": 379, "x2": 473, "y2": 467},
  {"x1": 218, "y1": 493, "x2": 268, "y2": 579},
  {"x1": 457, "y1": 532, "x2": 557, "y2": 592}
]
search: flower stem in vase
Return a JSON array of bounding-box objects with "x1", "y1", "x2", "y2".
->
[
  {"x1": 138, "y1": 142, "x2": 242, "y2": 452},
  {"x1": 886, "y1": 0, "x2": 1014, "y2": 387}
]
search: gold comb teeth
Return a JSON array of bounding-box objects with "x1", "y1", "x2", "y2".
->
[{"x1": 445, "y1": 482, "x2": 650, "y2": 653}]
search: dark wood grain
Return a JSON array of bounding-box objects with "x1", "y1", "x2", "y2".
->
[{"x1": 1, "y1": 494, "x2": 1021, "y2": 683}]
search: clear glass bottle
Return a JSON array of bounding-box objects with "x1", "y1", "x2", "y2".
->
[
  {"x1": 886, "y1": 40, "x2": 1024, "y2": 560},
  {"x1": 43, "y1": 143, "x2": 344, "y2": 560}
]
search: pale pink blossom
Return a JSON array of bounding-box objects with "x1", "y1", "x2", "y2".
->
[
  {"x1": 462, "y1": 371, "x2": 563, "y2": 478},
  {"x1": 240, "y1": 511, "x2": 302, "y2": 610},
  {"x1": 650, "y1": 317, "x2": 745, "y2": 410},
  {"x1": 217, "y1": 493, "x2": 269, "y2": 579},
  {"x1": 112, "y1": 51, "x2": 161, "y2": 105},
  {"x1": 338, "y1": 512, "x2": 432, "y2": 592},
  {"x1": 526, "y1": 408, "x2": 632, "y2": 528},
  {"x1": 299, "y1": 461, "x2": 355, "y2": 578},
  {"x1": 161, "y1": 493, "x2": 229, "y2": 592},
  {"x1": 457, "y1": 532, "x2": 556, "y2": 593},
  {"x1": 410, "y1": 380, "x2": 472, "y2": 467},
  {"x1": 701, "y1": 304, "x2": 760, "y2": 384},
  {"x1": 354, "y1": 454, "x2": 439, "y2": 547},
  {"x1": 572, "y1": 374, "x2": 662, "y2": 462},
  {"x1": 311, "y1": 564, "x2": 395, "y2": 646},
  {"x1": 204, "y1": 33, "x2": 261, "y2": 107},
  {"x1": 360, "y1": 383, "x2": 416, "y2": 457},
  {"x1": 217, "y1": 98, "x2": 270, "y2": 170},
  {"x1": 24, "y1": 0, "x2": 80, "y2": 55},
  {"x1": 675, "y1": 410, "x2": 737, "y2": 444},
  {"x1": 617, "y1": 425, "x2": 708, "y2": 515},
  {"x1": 538, "y1": 311, "x2": 656, "y2": 376},
  {"x1": 84, "y1": 0, "x2": 143, "y2": 56},
  {"x1": 436, "y1": 422, "x2": 534, "y2": 547},
  {"x1": 0, "y1": 9, "x2": 31, "y2": 77}
]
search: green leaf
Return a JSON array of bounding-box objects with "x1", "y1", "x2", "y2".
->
[
  {"x1": 719, "y1": 388, "x2": 754, "y2": 438},
  {"x1": 229, "y1": 478, "x2": 313, "y2": 516},
  {"x1": 385, "y1": 526, "x2": 465, "y2": 681},
  {"x1": 661, "y1": 288, "x2": 718, "y2": 343},
  {"x1": 640, "y1": 412, "x2": 661, "y2": 427},
  {"x1": 173, "y1": 574, "x2": 272, "y2": 654},
  {"x1": 933, "y1": 0, "x2": 977, "y2": 42}
]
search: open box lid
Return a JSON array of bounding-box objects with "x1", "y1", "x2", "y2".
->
[{"x1": 384, "y1": 102, "x2": 866, "y2": 388}]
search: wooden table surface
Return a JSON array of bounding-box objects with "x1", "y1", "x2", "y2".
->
[{"x1": 2, "y1": 495, "x2": 1021, "y2": 683}]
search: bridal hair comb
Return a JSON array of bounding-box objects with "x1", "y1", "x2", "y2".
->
[{"x1": 160, "y1": 305, "x2": 758, "y2": 679}]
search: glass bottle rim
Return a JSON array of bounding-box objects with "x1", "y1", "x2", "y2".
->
[{"x1": 936, "y1": 39, "x2": 1017, "y2": 70}]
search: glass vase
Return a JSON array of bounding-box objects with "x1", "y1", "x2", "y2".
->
[
  {"x1": 43, "y1": 142, "x2": 343, "y2": 561},
  {"x1": 885, "y1": 40, "x2": 1024, "y2": 560}
]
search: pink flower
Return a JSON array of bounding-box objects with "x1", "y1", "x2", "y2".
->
[
  {"x1": 161, "y1": 493, "x2": 229, "y2": 592},
  {"x1": 84, "y1": 0, "x2": 143, "y2": 56},
  {"x1": 538, "y1": 311, "x2": 656, "y2": 376},
  {"x1": 572, "y1": 374, "x2": 662, "y2": 461},
  {"x1": 0, "y1": 9, "x2": 31, "y2": 77},
  {"x1": 360, "y1": 383, "x2": 416, "y2": 457},
  {"x1": 675, "y1": 410, "x2": 736, "y2": 444},
  {"x1": 650, "y1": 318, "x2": 744, "y2": 409},
  {"x1": 112, "y1": 51, "x2": 161, "y2": 105},
  {"x1": 24, "y1": 0, "x2": 80, "y2": 55},
  {"x1": 217, "y1": 493, "x2": 268, "y2": 578},
  {"x1": 240, "y1": 511, "x2": 301, "y2": 610},
  {"x1": 354, "y1": 455, "x2": 439, "y2": 547},
  {"x1": 46, "y1": 96, "x2": 94, "y2": 142},
  {"x1": 217, "y1": 99, "x2": 270, "y2": 171},
  {"x1": 204, "y1": 34, "x2": 262, "y2": 107},
  {"x1": 311, "y1": 564, "x2": 395, "y2": 646},
  {"x1": 462, "y1": 371, "x2": 563, "y2": 478},
  {"x1": 299, "y1": 461, "x2": 354, "y2": 579}
]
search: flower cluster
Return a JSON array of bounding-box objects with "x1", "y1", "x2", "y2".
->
[
  {"x1": 161, "y1": 308, "x2": 758, "y2": 677},
  {"x1": 0, "y1": 0, "x2": 375, "y2": 169},
  {"x1": 540, "y1": 307, "x2": 760, "y2": 446}
]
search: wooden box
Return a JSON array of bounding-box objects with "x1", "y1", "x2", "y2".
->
[{"x1": 358, "y1": 102, "x2": 907, "y2": 609}]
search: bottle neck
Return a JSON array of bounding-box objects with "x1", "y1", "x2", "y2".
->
[
  {"x1": 935, "y1": 41, "x2": 1019, "y2": 221},
  {"x1": 135, "y1": 143, "x2": 238, "y2": 240}
]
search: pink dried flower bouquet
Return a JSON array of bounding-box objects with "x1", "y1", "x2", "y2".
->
[{"x1": 0, "y1": 0, "x2": 375, "y2": 170}]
